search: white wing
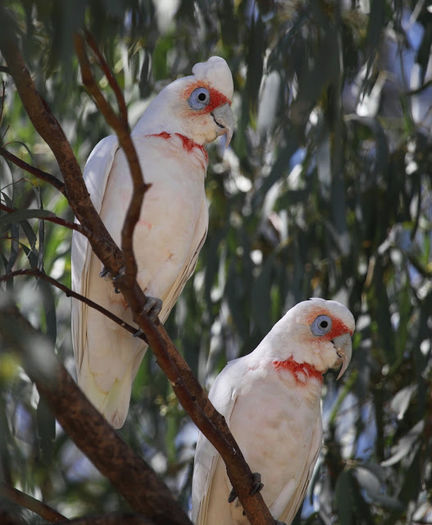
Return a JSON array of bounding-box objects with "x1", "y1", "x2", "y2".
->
[
  {"x1": 192, "y1": 359, "x2": 245, "y2": 525},
  {"x1": 71, "y1": 135, "x2": 119, "y2": 373},
  {"x1": 277, "y1": 418, "x2": 322, "y2": 523}
]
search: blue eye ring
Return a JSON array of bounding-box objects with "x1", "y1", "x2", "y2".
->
[
  {"x1": 188, "y1": 87, "x2": 210, "y2": 110},
  {"x1": 310, "y1": 315, "x2": 332, "y2": 336}
]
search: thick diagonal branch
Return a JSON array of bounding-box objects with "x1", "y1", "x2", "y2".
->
[{"x1": 0, "y1": 306, "x2": 191, "y2": 525}]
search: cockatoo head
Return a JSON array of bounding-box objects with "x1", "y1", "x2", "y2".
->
[
  {"x1": 135, "y1": 56, "x2": 234, "y2": 146},
  {"x1": 267, "y1": 298, "x2": 355, "y2": 378}
]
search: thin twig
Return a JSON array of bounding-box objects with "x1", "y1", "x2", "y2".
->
[
  {"x1": 0, "y1": 146, "x2": 65, "y2": 194},
  {"x1": 0, "y1": 203, "x2": 86, "y2": 234},
  {"x1": 0, "y1": 269, "x2": 144, "y2": 340},
  {"x1": 84, "y1": 31, "x2": 128, "y2": 127},
  {"x1": 74, "y1": 32, "x2": 150, "y2": 287},
  {"x1": 0, "y1": 483, "x2": 66, "y2": 522},
  {"x1": 62, "y1": 514, "x2": 156, "y2": 525}
]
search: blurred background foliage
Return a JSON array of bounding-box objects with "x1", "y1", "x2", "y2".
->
[{"x1": 0, "y1": 0, "x2": 431, "y2": 523}]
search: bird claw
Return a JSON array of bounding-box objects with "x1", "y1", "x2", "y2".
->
[
  {"x1": 141, "y1": 295, "x2": 162, "y2": 322},
  {"x1": 99, "y1": 266, "x2": 110, "y2": 278},
  {"x1": 133, "y1": 328, "x2": 144, "y2": 338},
  {"x1": 228, "y1": 488, "x2": 237, "y2": 503},
  {"x1": 228, "y1": 472, "x2": 263, "y2": 503},
  {"x1": 250, "y1": 472, "x2": 264, "y2": 495},
  {"x1": 112, "y1": 266, "x2": 126, "y2": 294}
]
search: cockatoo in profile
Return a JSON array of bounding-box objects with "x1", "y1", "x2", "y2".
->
[
  {"x1": 71, "y1": 57, "x2": 234, "y2": 429},
  {"x1": 192, "y1": 298, "x2": 355, "y2": 525}
]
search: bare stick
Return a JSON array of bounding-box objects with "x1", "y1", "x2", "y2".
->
[
  {"x1": 0, "y1": 203, "x2": 86, "y2": 234},
  {"x1": 0, "y1": 483, "x2": 66, "y2": 523},
  {"x1": 74, "y1": 33, "x2": 150, "y2": 288},
  {"x1": 0, "y1": 269, "x2": 143, "y2": 340},
  {"x1": 62, "y1": 514, "x2": 156, "y2": 525},
  {"x1": 84, "y1": 31, "x2": 128, "y2": 127},
  {"x1": 0, "y1": 146, "x2": 65, "y2": 194}
]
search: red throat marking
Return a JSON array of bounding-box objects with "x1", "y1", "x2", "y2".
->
[
  {"x1": 273, "y1": 357, "x2": 323, "y2": 385},
  {"x1": 147, "y1": 132, "x2": 208, "y2": 164}
]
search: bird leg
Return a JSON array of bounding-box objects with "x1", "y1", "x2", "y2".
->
[
  {"x1": 140, "y1": 295, "x2": 163, "y2": 322},
  {"x1": 228, "y1": 472, "x2": 264, "y2": 503}
]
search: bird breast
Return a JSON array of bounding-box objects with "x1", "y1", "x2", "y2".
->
[{"x1": 229, "y1": 365, "x2": 323, "y2": 516}]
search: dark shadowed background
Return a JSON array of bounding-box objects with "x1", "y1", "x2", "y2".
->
[{"x1": 0, "y1": 1, "x2": 431, "y2": 523}]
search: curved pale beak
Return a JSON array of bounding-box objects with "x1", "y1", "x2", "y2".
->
[
  {"x1": 211, "y1": 103, "x2": 235, "y2": 149},
  {"x1": 333, "y1": 333, "x2": 353, "y2": 380}
]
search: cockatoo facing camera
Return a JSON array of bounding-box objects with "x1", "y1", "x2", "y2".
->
[{"x1": 192, "y1": 298, "x2": 355, "y2": 525}]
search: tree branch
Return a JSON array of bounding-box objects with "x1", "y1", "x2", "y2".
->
[
  {"x1": 0, "y1": 146, "x2": 65, "y2": 193},
  {"x1": 74, "y1": 32, "x2": 150, "y2": 287},
  {"x1": 0, "y1": 203, "x2": 85, "y2": 234},
  {"x1": 0, "y1": 483, "x2": 66, "y2": 523},
  {"x1": 0, "y1": 269, "x2": 144, "y2": 341},
  {"x1": 0, "y1": 20, "x2": 276, "y2": 524},
  {"x1": 0, "y1": 8, "x2": 124, "y2": 274},
  {"x1": 62, "y1": 514, "x2": 156, "y2": 525},
  {"x1": 84, "y1": 31, "x2": 128, "y2": 127},
  {"x1": 0, "y1": 305, "x2": 192, "y2": 525}
]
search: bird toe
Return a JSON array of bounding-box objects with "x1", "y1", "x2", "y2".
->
[
  {"x1": 250, "y1": 472, "x2": 264, "y2": 495},
  {"x1": 141, "y1": 295, "x2": 162, "y2": 321}
]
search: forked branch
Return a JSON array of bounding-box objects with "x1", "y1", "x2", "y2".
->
[{"x1": 0, "y1": 17, "x2": 276, "y2": 525}]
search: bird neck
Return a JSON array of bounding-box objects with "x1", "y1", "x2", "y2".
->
[
  {"x1": 144, "y1": 131, "x2": 209, "y2": 163},
  {"x1": 272, "y1": 357, "x2": 323, "y2": 386}
]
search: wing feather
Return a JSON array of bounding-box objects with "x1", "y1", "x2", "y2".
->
[
  {"x1": 277, "y1": 418, "x2": 322, "y2": 523},
  {"x1": 71, "y1": 135, "x2": 119, "y2": 372},
  {"x1": 192, "y1": 359, "x2": 243, "y2": 524}
]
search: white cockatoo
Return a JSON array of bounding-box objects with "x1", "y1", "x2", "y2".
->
[
  {"x1": 71, "y1": 57, "x2": 234, "y2": 429},
  {"x1": 192, "y1": 298, "x2": 355, "y2": 525}
]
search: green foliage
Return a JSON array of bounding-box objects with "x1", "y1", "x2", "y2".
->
[{"x1": 1, "y1": 0, "x2": 432, "y2": 523}]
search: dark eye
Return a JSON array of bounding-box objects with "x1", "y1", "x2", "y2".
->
[
  {"x1": 188, "y1": 87, "x2": 210, "y2": 110},
  {"x1": 310, "y1": 315, "x2": 332, "y2": 336}
]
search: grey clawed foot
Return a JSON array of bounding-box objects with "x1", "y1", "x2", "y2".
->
[
  {"x1": 99, "y1": 265, "x2": 123, "y2": 293},
  {"x1": 141, "y1": 295, "x2": 162, "y2": 322},
  {"x1": 228, "y1": 472, "x2": 264, "y2": 504},
  {"x1": 99, "y1": 266, "x2": 110, "y2": 278},
  {"x1": 275, "y1": 521, "x2": 287, "y2": 525},
  {"x1": 228, "y1": 487, "x2": 237, "y2": 503},
  {"x1": 112, "y1": 266, "x2": 126, "y2": 293},
  {"x1": 250, "y1": 472, "x2": 264, "y2": 495}
]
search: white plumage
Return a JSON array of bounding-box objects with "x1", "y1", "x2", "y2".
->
[
  {"x1": 192, "y1": 298, "x2": 355, "y2": 524},
  {"x1": 71, "y1": 57, "x2": 234, "y2": 428}
]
